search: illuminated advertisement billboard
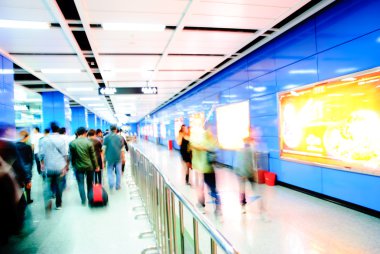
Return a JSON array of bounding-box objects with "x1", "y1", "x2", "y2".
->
[
  {"x1": 279, "y1": 68, "x2": 380, "y2": 175},
  {"x1": 189, "y1": 112, "x2": 205, "y2": 135},
  {"x1": 216, "y1": 101, "x2": 250, "y2": 150},
  {"x1": 174, "y1": 117, "x2": 184, "y2": 136}
]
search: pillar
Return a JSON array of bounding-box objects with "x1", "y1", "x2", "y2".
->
[
  {"x1": 0, "y1": 55, "x2": 15, "y2": 127},
  {"x1": 41, "y1": 91, "x2": 70, "y2": 131},
  {"x1": 88, "y1": 113, "x2": 96, "y2": 130},
  {"x1": 71, "y1": 106, "x2": 88, "y2": 134}
]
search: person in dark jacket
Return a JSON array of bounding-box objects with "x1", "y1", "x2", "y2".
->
[
  {"x1": 88, "y1": 129, "x2": 103, "y2": 184},
  {"x1": 16, "y1": 130, "x2": 34, "y2": 204},
  {"x1": 0, "y1": 123, "x2": 27, "y2": 244},
  {"x1": 69, "y1": 127, "x2": 99, "y2": 205}
]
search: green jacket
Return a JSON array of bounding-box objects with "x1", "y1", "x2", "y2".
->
[
  {"x1": 190, "y1": 130, "x2": 218, "y2": 174},
  {"x1": 69, "y1": 137, "x2": 98, "y2": 172}
]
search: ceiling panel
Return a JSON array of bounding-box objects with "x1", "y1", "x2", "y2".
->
[
  {"x1": 186, "y1": 15, "x2": 274, "y2": 30},
  {"x1": 192, "y1": 2, "x2": 288, "y2": 19},
  {"x1": 98, "y1": 55, "x2": 160, "y2": 69},
  {"x1": 103, "y1": 71, "x2": 151, "y2": 81},
  {"x1": 155, "y1": 70, "x2": 204, "y2": 80},
  {"x1": 13, "y1": 55, "x2": 84, "y2": 70},
  {"x1": 201, "y1": 0, "x2": 302, "y2": 7},
  {"x1": 0, "y1": 0, "x2": 55, "y2": 22},
  {"x1": 0, "y1": 28, "x2": 75, "y2": 53},
  {"x1": 43, "y1": 72, "x2": 93, "y2": 83},
  {"x1": 92, "y1": 30, "x2": 172, "y2": 54},
  {"x1": 160, "y1": 55, "x2": 225, "y2": 70}
]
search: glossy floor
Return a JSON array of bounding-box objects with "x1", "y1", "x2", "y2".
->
[{"x1": 133, "y1": 141, "x2": 380, "y2": 254}]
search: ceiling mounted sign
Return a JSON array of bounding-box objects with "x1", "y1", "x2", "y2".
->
[{"x1": 98, "y1": 87, "x2": 158, "y2": 95}]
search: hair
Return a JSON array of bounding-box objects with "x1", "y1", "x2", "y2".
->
[
  {"x1": 110, "y1": 125, "x2": 117, "y2": 131},
  {"x1": 59, "y1": 127, "x2": 66, "y2": 135},
  {"x1": 34, "y1": 127, "x2": 40, "y2": 132},
  {"x1": 50, "y1": 122, "x2": 60, "y2": 133},
  {"x1": 19, "y1": 130, "x2": 29, "y2": 140},
  {"x1": 179, "y1": 124, "x2": 186, "y2": 133},
  {"x1": 96, "y1": 129, "x2": 102, "y2": 135},
  {"x1": 76, "y1": 127, "x2": 87, "y2": 136},
  {"x1": 44, "y1": 128, "x2": 50, "y2": 134},
  {"x1": 87, "y1": 129, "x2": 96, "y2": 137}
]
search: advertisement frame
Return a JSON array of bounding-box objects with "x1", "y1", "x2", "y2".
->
[{"x1": 277, "y1": 66, "x2": 380, "y2": 176}]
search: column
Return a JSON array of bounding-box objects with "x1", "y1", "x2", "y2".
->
[
  {"x1": 88, "y1": 113, "x2": 96, "y2": 130},
  {"x1": 70, "y1": 106, "x2": 88, "y2": 133},
  {"x1": 0, "y1": 55, "x2": 15, "y2": 127},
  {"x1": 41, "y1": 91, "x2": 70, "y2": 131}
]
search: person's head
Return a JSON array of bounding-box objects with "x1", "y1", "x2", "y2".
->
[
  {"x1": 59, "y1": 127, "x2": 66, "y2": 135},
  {"x1": 33, "y1": 127, "x2": 40, "y2": 134},
  {"x1": 0, "y1": 122, "x2": 16, "y2": 139},
  {"x1": 96, "y1": 129, "x2": 103, "y2": 137},
  {"x1": 44, "y1": 128, "x2": 50, "y2": 136},
  {"x1": 50, "y1": 122, "x2": 60, "y2": 133},
  {"x1": 76, "y1": 127, "x2": 87, "y2": 137},
  {"x1": 180, "y1": 125, "x2": 187, "y2": 134},
  {"x1": 18, "y1": 130, "x2": 29, "y2": 142},
  {"x1": 87, "y1": 129, "x2": 96, "y2": 137},
  {"x1": 110, "y1": 125, "x2": 117, "y2": 133}
]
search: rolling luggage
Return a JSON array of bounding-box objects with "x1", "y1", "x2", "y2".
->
[{"x1": 88, "y1": 184, "x2": 108, "y2": 207}]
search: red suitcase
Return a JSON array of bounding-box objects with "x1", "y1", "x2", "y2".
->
[{"x1": 89, "y1": 184, "x2": 108, "y2": 207}]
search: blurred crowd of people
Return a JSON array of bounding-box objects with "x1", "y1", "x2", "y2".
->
[
  {"x1": 0, "y1": 122, "x2": 131, "y2": 245},
  {"x1": 176, "y1": 124, "x2": 262, "y2": 215}
]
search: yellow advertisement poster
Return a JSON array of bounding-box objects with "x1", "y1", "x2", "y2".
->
[
  {"x1": 189, "y1": 112, "x2": 205, "y2": 133},
  {"x1": 279, "y1": 70, "x2": 380, "y2": 174},
  {"x1": 216, "y1": 101, "x2": 250, "y2": 150}
]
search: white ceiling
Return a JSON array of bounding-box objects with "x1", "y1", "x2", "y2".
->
[{"x1": 0, "y1": 0, "x2": 327, "y2": 124}]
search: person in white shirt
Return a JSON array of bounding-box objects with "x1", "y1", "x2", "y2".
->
[{"x1": 31, "y1": 127, "x2": 43, "y2": 175}]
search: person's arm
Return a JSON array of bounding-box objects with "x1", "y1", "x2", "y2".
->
[{"x1": 176, "y1": 133, "x2": 182, "y2": 146}]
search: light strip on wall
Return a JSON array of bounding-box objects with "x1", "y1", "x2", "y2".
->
[
  {"x1": 102, "y1": 22, "x2": 165, "y2": 31},
  {"x1": 0, "y1": 19, "x2": 50, "y2": 29}
]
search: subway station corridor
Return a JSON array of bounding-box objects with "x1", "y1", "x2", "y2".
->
[{"x1": 3, "y1": 141, "x2": 380, "y2": 254}]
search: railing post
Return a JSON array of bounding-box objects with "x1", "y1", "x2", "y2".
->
[
  {"x1": 193, "y1": 218, "x2": 199, "y2": 254},
  {"x1": 179, "y1": 202, "x2": 185, "y2": 254},
  {"x1": 211, "y1": 238, "x2": 217, "y2": 254}
]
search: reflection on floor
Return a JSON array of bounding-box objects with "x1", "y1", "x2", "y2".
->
[
  {"x1": 1, "y1": 156, "x2": 155, "y2": 254},
  {"x1": 134, "y1": 140, "x2": 380, "y2": 254}
]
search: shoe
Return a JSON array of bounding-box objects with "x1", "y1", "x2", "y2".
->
[
  {"x1": 55, "y1": 206, "x2": 62, "y2": 210},
  {"x1": 45, "y1": 200, "x2": 53, "y2": 216},
  {"x1": 27, "y1": 199, "x2": 34, "y2": 205},
  {"x1": 186, "y1": 181, "x2": 191, "y2": 186},
  {"x1": 196, "y1": 203, "x2": 206, "y2": 214},
  {"x1": 241, "y1": 205, "x2": 246, "y2": 214}
]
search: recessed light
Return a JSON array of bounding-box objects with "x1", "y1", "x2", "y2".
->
[
  {"x1": 41, "y1": 69, "x2": 81, "y2": 74},
  {"x1": 0, "y1": 19, "x2": 50, "y2": 29}
]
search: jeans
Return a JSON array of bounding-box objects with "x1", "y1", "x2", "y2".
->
[
  {"x1": 44, "y1": 172, "x2": 64, "y2": 208},
  {"x1": 94, "y1": 170, "x2": 102, "y2": 184},
  {"x1": 34, "y1": 154, "x2": 41, "y2": 175},
  {"x1": 75, "y1": 171, "x2": 94, "y2": 203},
  {"x1": 107, "y1": 161, "x2": 121, "y2": 190}
]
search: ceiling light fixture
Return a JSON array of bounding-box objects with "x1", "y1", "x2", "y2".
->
[
  {"x1": 102, "y1": 22, "x2": 165, "y2": 32},
  {"x1": 0, "y1": 19, "x2": 50, "y2": 29},
  {"x1": 41, "y1": 69, "x2": 82, "y2": 74}
]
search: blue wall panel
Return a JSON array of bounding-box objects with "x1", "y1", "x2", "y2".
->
[
  {"x1": 317, "y1": 30, "x2": 380, "y2": 81},
  {"x1": 316, "y1": 0, "x2": 380, "y2": 52},
  {"x1": 276, "y1": 56, "x2": 319, "y2": 92},
  {"x1": 138, "y1": 0, "x2": 380, "y2": 211},
  {"x1": 322, "y1": 168, "x2": 380, "y2": 211}
]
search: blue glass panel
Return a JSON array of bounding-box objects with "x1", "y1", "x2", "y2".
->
[
  {"x1": 322, "y1": 168, "x2": 380, "y2": 211},
  {"x1": 316, "y1": 0, "x2": 380, "y2": 52},
  {"x1": 255, "y1": 136, "x2": 280, "y2": 159},
  {"x1": 250, "y1": 115, "x2": 278, "y2": 137},
  {"x1": 250, "y1": 72, "x2": 277, "y2": 98},
  {"x1": 318, "y1": 30, "x2": 380, "y2": 81},
  {"x1": 276, "y1": 56, "x2": 318, "y2": 92},
  {"x1": 274, "y1": 18, "x2": 317, "y2": 69},
  {"x1": 246, "y1": 48, "x2": 276, "y2": 80},
  {"x1": 250, "y1": 92, "x2": 278, "y2": 117}
]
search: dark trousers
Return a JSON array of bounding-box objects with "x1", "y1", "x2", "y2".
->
[
  {"x1": 44, "y1": 172, "x2": 63, "y2": 208},
  {"x1": 75, "y1": 171, "x2": 94, "y2": 203},
  {"x1": 200, "y1": 172, "x2": 220, "y2": 205},
  {"x1": 94, "y1": 170, "x2": 102, "y2": 184},
  {"x1": 34, "y1": 154, "x2": 41, "y2": 175},
  {"x1": 238, "y1": 177, "x2": 254, "y2": 205}
]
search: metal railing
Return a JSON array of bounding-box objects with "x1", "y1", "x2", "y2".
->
[{"x1": 130, "y1": 145, "x2": 239, "y2": 254}]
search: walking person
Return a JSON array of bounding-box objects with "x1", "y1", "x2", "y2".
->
[
  {"x1": 15, "y1": 130, "x2": 34, "y2": 204},
  {"x1": 88, "y1": 129, "x2": 103, "y2": 184},
  {"x1": 176, "y1": 125, "x2": 192, "y2": 185},
  {"x1": 69, "y1": 127, "x2": 99, "y2": 205},
  {"x1": 31, "y1": 127, "x2": 42, "y2": 175},
  {"x1": 40, "y1": 122, "x2": 68, "y2": 212},
  {"x1": 103, "y1": 125, "x2": 123, "y2": 191},
  {"x1": 190, "y1": 126, "x2": 221, "y2": 215}
]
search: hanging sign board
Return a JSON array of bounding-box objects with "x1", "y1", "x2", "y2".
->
[{"x1": 99, "y1": 87, "x2": 158, "y2": 95}]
